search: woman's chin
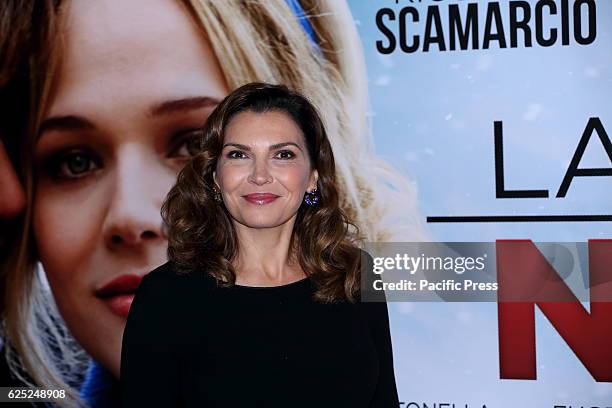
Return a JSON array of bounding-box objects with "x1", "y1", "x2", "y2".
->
[
  {"x1": 65, "y1": 300, "x2": 124, "y2": 379},
  {"x1": 233, "y1": 208, "x2": 298, "y2": 230},
  {"x1": 239, "y1": 218, "x2": 288, "y2": 229}
]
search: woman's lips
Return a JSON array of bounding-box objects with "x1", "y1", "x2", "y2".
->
[
  {"x1": 104, "y1": 294, "x2": 134, "y2": 318},
  {"x1": 242, "y1": 193, "x2": 279, "y2": 205},
  {"x1": 95, "y1": 274, "x2": 143, "y2": 318}
]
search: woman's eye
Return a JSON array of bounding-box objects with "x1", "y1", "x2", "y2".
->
[
  {"x1": 227, "y1": 150, "x2": 247, "y2": 159},
  {"x1": 169, "y1": 130, "x2": 202, "y2": 158},
  {"x1": 46, "y1": 150, "x2": 100, "y2": 179},
  {"x1": 275, "y1": 150, "x2": 295, "y2": 159}
]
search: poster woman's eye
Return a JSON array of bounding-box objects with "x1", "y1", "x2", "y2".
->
[
  {"x1": 45, "y1": 149, "x2": 101, "y2": 180},
  {"x1": 169, "y1": 130, "x2": 203, "y2": 158}
]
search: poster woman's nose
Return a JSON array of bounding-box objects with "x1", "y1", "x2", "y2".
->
[{"x1": 102, "y1": 148, "x2": 167, "y2": 249}]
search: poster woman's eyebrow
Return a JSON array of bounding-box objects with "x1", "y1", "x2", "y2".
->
[
  {"x1": 149, "y1": 96, "x2": 221, "y2": 117},
  {"x1": 38, "y1": 115, "x2": 95, "y2": 136}
]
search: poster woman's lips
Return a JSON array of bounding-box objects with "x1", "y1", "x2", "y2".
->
[
  {"x1": 95, "y1": 274, "x2": 143, "y2": 318},
  {"x1": 242, "y1": 193, "x2": 279, "y2": 205},
  {"x1": 104, "y1": 294, "x2": 135, "y2": 318}
]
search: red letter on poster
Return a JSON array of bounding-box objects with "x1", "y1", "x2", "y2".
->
[{"x1": 497, "y1": 239, "x2": 612, "y2": 382}]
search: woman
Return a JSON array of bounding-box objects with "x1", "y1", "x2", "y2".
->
[
  {"x1": 0, "y1": 0, "x2": 422, "y2": 406},
  {"x1": 121, "y1": 82, "x2": 399, "y2": 407}
]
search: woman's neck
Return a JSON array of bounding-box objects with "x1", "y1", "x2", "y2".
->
[{"x1": 232, "y1": 219, "x2": 305, "y2": 286}]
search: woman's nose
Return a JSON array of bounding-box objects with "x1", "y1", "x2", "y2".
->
[
  {"x1": 102, "y1": 145, "x2": 170, "y2": 249},
  {"x1": 247, "y1": 157, "x2": 273, "y2": 185}
]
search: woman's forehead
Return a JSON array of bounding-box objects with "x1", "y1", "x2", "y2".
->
[
  {"x1": 224, "y1": 111, "x2": 306, "y2": 147},
  {"x1": 62, "y1": 0, "x2": 200, "y2": 68},
  {"x1": 47, "y1": 0, "x2": 227, "y2": 117}
]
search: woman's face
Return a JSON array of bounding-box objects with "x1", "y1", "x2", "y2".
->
[
  {"x1": 32, "y1": 0, "x2": 228, "y2": 378},
  {"x1": 213, "y1": 110, "x2": 318, "y2": 230}
]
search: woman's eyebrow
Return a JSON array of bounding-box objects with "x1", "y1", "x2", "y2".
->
[
  {"x1": 38, "y1": 115, "x2": 95, "y2": 136},
  {"x1": 37, "y1": 97, "x2": 219, "y2": 136},
  {"x1": 222, "y1": 142, "x2": 303, "y2": 152},
  {"x1": 223, "y1": 143, "x2": 250, "y2": 150},
  {"x1": 270, "y1": 142, "x2": 302, "y2": 151},
  {"x1": 149, "y1": 96, "x2": 221, "y2": 117}
]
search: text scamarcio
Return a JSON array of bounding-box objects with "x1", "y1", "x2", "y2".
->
[{"x1": 376, "y1": 0, "x2": 596, "y2": 54}]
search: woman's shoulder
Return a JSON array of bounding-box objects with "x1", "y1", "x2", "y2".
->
[
  {"x1": 142, "y1": 260, "x2": 180, "y2": 283},
  {"x1": 137, "y1": 261, "x2": 216, "y2": 308},
  {"x1": 357, "y1": 248, "x2": 385, "y2": 301},
  {"x1": 140, "y1": 260, "x2": 206, "y2": 289},
  {"x1": 133, "y1": 261, "x2": 203, "y2": 312},
  {"x1": 356, "y1": 248, "x2": 391, "y2": 319},
  {"x1": 127, "y1": 262, "x2": 206, "y2": 343}
]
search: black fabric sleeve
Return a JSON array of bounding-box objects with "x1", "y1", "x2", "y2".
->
[
  {"x1": 360, "y1": 249, "x2": 400, "y2": 407},
  {"x1": 365, "y1": 300, "x2": 400, "y2": 407},
  {"x1": 120, "y1": 267, "x2": 182, "y2": 407}
]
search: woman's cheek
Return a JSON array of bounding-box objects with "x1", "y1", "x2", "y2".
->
[
  {"x1": 274, "y1": 164, "x2": 311, "y2": 189},
  {"x1": 32, "y1": 179, "x2": 117, "y2": 365},
  {"x1": 32, "y1": 180, "x2": 107, "y2": 288},
  {"x1": 218, "y1": 163, "x2": 248, "y2": 190}
]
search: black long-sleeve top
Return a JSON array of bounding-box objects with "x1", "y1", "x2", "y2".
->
[{"x1": 120, "y1": 259, "x2": 399, "y2": 407}]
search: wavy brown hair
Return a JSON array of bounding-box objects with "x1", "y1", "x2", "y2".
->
[{"x1": 161, "y1": 82, "x2": 364, "y2": 303}]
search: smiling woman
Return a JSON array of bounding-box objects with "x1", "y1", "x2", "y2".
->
[
  {"x1": 121, "y1": 82, "x2": 400, "y2": 407},
  {"x1": 213, "y1": 110, "x2": 319, "y2": 236}
]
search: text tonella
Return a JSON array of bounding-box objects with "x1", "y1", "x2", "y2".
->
[
  {"x1": 376, "y1": 0, "x2": 596, "y2": 54},
  {"x1": 399, "y1": 403, "x2": 488, "y2": 408}
]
